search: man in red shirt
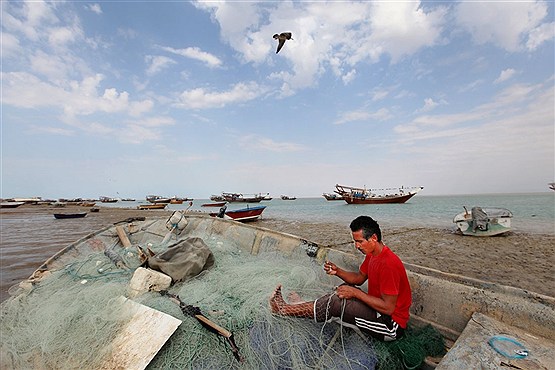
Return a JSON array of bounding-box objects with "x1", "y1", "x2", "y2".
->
[{"x1": 270, "y1": 215, "x2": 412, "y2": 341}]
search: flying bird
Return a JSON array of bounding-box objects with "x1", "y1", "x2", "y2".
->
[{"x1": 273, "y1": 32, "x2": 293, "y2": 54}]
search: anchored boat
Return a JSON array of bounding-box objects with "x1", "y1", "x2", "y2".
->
[
  {"x1": 334, "y1": 184, "x2": 424, "y2": 204},
  {"x1": 1, "y1": 214, "x2": 553, "y2": 369}
]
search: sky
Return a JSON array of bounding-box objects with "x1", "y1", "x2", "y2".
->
[{"x1": 1, "y1": 0, "x2": 554, "y2": 200}]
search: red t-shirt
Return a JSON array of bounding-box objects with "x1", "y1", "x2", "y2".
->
[{"x1": 359, "y1": 245, "x2": 412, "y2": 328}]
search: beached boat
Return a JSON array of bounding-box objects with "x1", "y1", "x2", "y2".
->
[
  {"x1": 220, "y1": 192, "x2": 263, "y2": 203},
  {"x1": 280, "y1": 195, "x2": 296, "y2": 200},
  {"x1": 53, "y1": 212, "x2": 88, "y2": 219},
  {"x1": 201, "y1": 202, "x2": 227, "y2": 207},
  {"x1": 0, "y1": 201, "x2": 25, "y2": 208},
  {"x1": 335, "y1": 184, "x2": 424, "y2": 204},
  {"x1": 137, "y1": 203, "x2": 167, "y2": 210},
  {"x1": 78, "y1": 202, "x2": 96, "y2": 207},
  {"x1": 2, "y1": 213, "x2": 553, "y2": 369},
  {"x1": 322, "y1": 192, "x2": 344, "y2": 201},
  {"x1": 210, "y1": 205, "x2": 266, "y2": 222},
  {"x1": 453, "y1": 206, "x2": 513, "y2": 237}
]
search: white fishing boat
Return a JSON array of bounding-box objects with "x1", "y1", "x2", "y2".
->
[{"x1": 453, "y1": 206, "x2": 513, "y2": 236}]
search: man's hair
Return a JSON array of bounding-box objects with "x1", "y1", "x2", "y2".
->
[{"x1": 349, "y1": 216, "x2": 382, "y2": 242}]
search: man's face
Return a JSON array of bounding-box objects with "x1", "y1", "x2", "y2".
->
[{"x1": 352, "y1": 230, "x2": 377, "y2": 255}]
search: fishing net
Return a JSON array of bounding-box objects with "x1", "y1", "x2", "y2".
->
[{"x1": 1, "y1": 232, "x2": 444, "y2": 369}]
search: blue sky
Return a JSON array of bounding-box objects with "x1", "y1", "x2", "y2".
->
[{"x1": 2, "y1": 1, "x2": 554, "y2": 200}]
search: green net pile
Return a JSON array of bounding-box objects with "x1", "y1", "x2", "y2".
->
[{"x1": 1, "y1": 235, "x2": 444, "y2": 369}]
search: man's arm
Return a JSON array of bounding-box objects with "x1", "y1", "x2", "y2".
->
[{"x1": 324, "y1": 261, "x2": 367, "y2": 286}]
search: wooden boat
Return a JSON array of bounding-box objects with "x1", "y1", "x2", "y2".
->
[
  {"x1": 0, "y1": 201, "x2": 25, "y2": 208},
  {"x1": 78, "y1": 202, "x2": 96, "y2": 207},
  {"x1": 322, "y1": 193, "x2": 344, "y2": 201},
  {"x1": 259, "y1": 193, "x2": 273, "y2": 201},
  {"x1": 2, "y1": 213, "x2": 553, "y2": 369},
  {"x1": 210, "y1": 194, "x2": 226, "y2": 202},
  {"x1": 280, "y1": 195, "x2": 296, "y2": 200},
  {"x1": 335, "y1": 184, "x2": 424, "y2": 204},
  {"x1": 121, "y1": 198, "x2": 136, "y2": 202},
  {"x1": 201, "y1": 202, "x2": 227, "y2": 207},
  {"x1": 137, "y1": 203, "x2": 167, "y2": 210},
  {"x1": 99, "y1": 196, "x2": 118, "y2": 203},
  {"x1": 453, "y1": 206, "x2": 513, "y2": 237},
  {"x1": 53, "y1": 212, "x2": 88, "y2": 219},
  {"x1": 209, "y1": 205, "x2": 266, "y2": 222},
  {"x1": 169, "y1": 197, "x2": 193, "y2": 204},
  {"x1": 220, "y1": 192, "x2": 263, "y2": 203},
  {"x1": 146, "y1": 195, "x2": 171, "y2": 204},
  {"x1": 549, "y1": 182, "x2": 555, "y2": 191}
]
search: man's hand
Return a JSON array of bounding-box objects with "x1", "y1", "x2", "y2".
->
[
  {"x1": 323, "y1": 261, "x2": 339, "y2": 275},
  {"x1": 335, "y1": 285, "x2": 361, "y2": 300}
]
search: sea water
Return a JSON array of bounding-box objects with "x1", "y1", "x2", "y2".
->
[{"x1": 105, "y1": 193, "x2": 555, "y2": 234}]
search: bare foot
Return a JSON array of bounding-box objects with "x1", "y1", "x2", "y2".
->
[
  {"x1": 287, "y1": 291, "x2": 305, "y2": 304},
  {"x1": 269, "y1": 284, "x2": 287, "y2": 314}
]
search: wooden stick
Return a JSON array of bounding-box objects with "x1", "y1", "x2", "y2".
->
[{"x1": 116, "y1": 225, "x2": 132, "y2": 248}]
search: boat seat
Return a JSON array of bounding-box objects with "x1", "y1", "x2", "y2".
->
[{"x1": 436, "y1": 312, "x2": 555, "y2": 369}]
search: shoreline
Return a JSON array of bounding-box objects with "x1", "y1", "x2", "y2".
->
[{"x1": 1, "y1": 205, "x2": 553, "y2": 302}]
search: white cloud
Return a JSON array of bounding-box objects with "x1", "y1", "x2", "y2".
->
[
  {"x1": 237, "y1": 134, "x2": 305, "y2": 152},
  {"x1": 145, "y1": 55, "x2": 176, "y2": 76},
  {"x1": 456, "y1": 1, "x2": 550, "y2": 52},
  {"x1": 494, "y1": 68, "x2": 517, "y2": 84},
  {"x1": 193, "y1": 1, "x2": 446, "y2": 90},
  {"x1": 416, "y1": 98, "x2": 441, "y2": 113},
  {"x1": 176, "y1": 82, "x2": 265, "y2": 109},
  {"x1": 526, "y1": 21, "x2": 555, "y2": 50},
  {"x1": 86, "y1": 4, "x2": 103, "y2": 15},
  {"x1": 335, "y1": 108, "x2": 392, "y2": 125},
  {"x1": 160, "y1": 46, "x2": 223, "y2": 68}
]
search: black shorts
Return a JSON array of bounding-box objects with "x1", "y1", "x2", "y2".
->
[{"x1": 313, "y1": 291, "x2": 404, "y2": 341}]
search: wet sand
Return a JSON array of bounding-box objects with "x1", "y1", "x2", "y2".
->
[{"x1": 1, "y1": 205, "x2": 553, "y2": 302}]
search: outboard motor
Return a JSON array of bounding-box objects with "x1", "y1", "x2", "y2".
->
[{"x1": 217, "y1": 205, "x2": 227, "y2": 218}]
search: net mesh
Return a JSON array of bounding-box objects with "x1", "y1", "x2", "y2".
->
[{"x1": 1, "y1": 233, "x2": 444, "y2": 369}]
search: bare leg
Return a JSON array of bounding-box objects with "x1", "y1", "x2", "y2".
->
[
  {"x1": 270, "y1": 285, "x2": 314, "y2": 318},
  {"x1": 288, "y1": 291, "x2": 305, "y2": 304}
]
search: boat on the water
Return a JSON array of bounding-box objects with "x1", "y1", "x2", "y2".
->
[
  {"x1": 334, "y1": 184, "x2": 424, "y2": 204},
  {"x1": 0, "y1": 201, "x2": 25, "y2": 208},
  {"x1": 137, "y1": 203, "x2": 167, "y2": 210},
  {"x1": 210, "y1": 205, "x2": 266, "y2": 222},
  {"x1": 549, "y1": 182, "x2": 555, "y2": 191},
  {"x1": 280, "y1": 195, "x2": 296, "y2": 200},
  {"x1": 322, "y1": 192, "x2": 344, "y2": 201},
  {"x1": 53, "y1": 212, "x2": 88, "y2": 219},
  {"x1": 146, "y1": 195, "x2": 171, "y2": 204},
  {"x1": 453, "y1": 206, "x2": 513, "y2": 237},
  {"x1": 1, "y1": 213, "x2": 553, "y2": 369},
  {"x1": 220, "y1": 192, "x2": 263, "y2": 203},
  {"x1": 201, "y1": 202, "x2": 227, "y2": 207},
  {"x1": 99, "y1": 196, "x2": 118, "y2": 203}
]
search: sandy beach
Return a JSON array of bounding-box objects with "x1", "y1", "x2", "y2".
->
[{"x1": 1, "y1": 205, "x2": 553, "y2": 302}]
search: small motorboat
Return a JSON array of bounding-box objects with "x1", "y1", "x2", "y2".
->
[
  {"x1": 53, "y1": 212, "x2": 88, "y2": 219},
  {"x1": 210, "y1": 205, "x2": 266, "y2": 222},
  {"x1": 453, "y1": 206, "x2": 513, "y2": 236}
]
